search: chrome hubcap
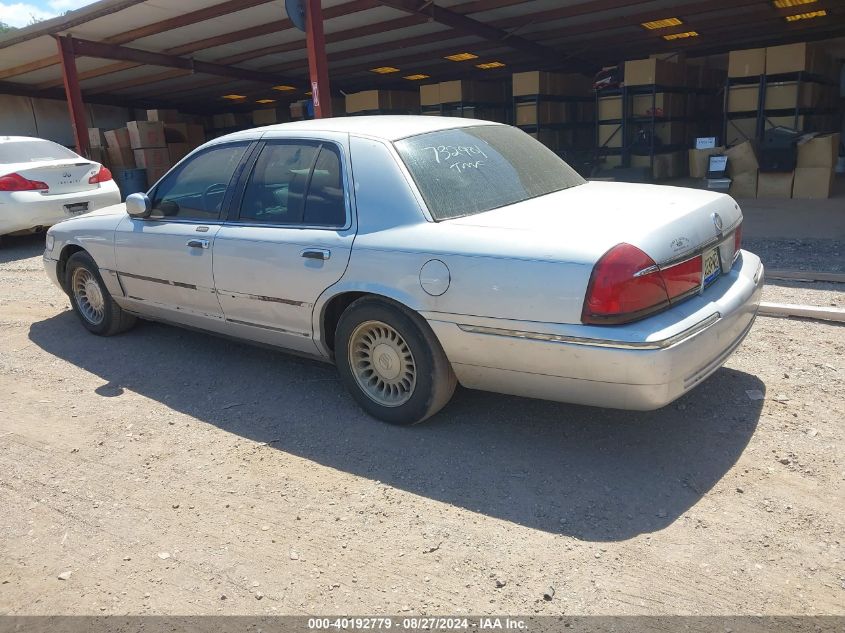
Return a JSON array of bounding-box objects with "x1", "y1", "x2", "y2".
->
[
  {"x1": 349, "y1": 320, "x2": 416, "y2": 407},
  {"x1": 72, "y1": 268, "x2": 105, "y2": 325}
]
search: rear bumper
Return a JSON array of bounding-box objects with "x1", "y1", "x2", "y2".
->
[
  {"x1": 0, "y1": 183, "x2": 120, "y2": 235},
  {"x1": 425, "y1": 251, "x2": 764, "y2": 410}
]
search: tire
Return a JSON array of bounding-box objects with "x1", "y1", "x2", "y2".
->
[
  {"x1": 65, "y1": 251, "x2": 136, "y2": 336},
  {"x1": 335, "y1": 297, "x2": 456, "y2": 425}
]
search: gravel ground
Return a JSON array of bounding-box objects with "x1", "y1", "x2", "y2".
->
[{"x1": 0, "y1": 232, "x2": 843, "y2": 616}]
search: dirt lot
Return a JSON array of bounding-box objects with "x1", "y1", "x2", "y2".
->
[{"x1": 0, "y1": 232, "x2": 843, "y2": 615}]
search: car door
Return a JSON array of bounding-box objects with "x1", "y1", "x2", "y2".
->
[
  {"x1": 114, "y1": 141, "x2": 252, "y2": 325},
  {"x1": 212, "y1": 134, "x2": 355, "y2": 355}
]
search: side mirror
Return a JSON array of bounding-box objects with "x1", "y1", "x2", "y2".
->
[{"x1": 126, "y1": 192, "x2": 151, "y2": 218}]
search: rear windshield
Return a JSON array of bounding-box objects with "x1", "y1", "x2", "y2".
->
[
  {"x1": 393, "y1": 125, "x2": 585, "y2": 221},
  {"x1": 0, "y1": 140, "x2": 78, "y2": 164}
]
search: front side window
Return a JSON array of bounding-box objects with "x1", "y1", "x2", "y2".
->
[
  {"x1": 239, "y1": 142, "x2": 346, "y2": 227},
  {"x1": 394, "y1": 125, "x2": 586, "y2": 221},
  {"x1": 150, "y1": 142, "x2": 248, "y2": 221}
]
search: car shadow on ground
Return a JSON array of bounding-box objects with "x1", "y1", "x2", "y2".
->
[
  {"x1": 29, "y1": 312, "x2": 765, "y2": 541},
  {"x1": 0, "y1": 232, "x2": 45, "y2": 264}
]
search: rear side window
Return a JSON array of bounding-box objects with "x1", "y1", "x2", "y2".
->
[
  {"x1": 239, "y1": 142, "x2": 346, "y2": 227},
  {"x1": 150, "y1": 142, "x2": 248, "y2": 221},
  {"x1": 394, "y1": 125, "x2": 585, "y2": 221},
  {"x1": 0, "y1": 139, "x2": 78, "y2": 163}
]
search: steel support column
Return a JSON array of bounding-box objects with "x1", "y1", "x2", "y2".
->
[
  {"x1": 55, "y1": 35, "x2": 89, "y2": 157},
  {"x1": 305, "y1": 0, "x2": 332, "y2": 118}
]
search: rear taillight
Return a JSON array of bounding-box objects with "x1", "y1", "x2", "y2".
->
[
  {"x1": 660, "y1": 256, "x2": 703, "y2": 300},
  {"x1": 582, "y1": 243, "x2": 670, "y2": 325},
  {"x1": 89, "y1": 165, "x2": 113, "y2": 184},
  {"x1": 734, "y1": 224, "x2": 743, "y2": 256},
  {"x1": 0, "y1": 172, "x2": 48, "y2": 191},
  {"x1": 583, "y1": 243, "x2": 712, "y2": 325}
]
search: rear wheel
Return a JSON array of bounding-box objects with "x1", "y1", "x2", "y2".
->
[
  {"x1": 336, "y1": 298, "x2": 456, "y2": 425},
  {"x1": 65, "y1": 251, "x2": 136, "y2": 336}
]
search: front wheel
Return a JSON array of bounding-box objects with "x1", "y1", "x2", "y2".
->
[
  {"x1": 336, "y1": 298, "x2": 456, "y2": 425},
  {"x1": 65, "y1": 251, "x2": 136, "y2": 336}
]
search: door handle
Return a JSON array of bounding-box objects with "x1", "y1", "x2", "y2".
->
[
  {"x1": 300, "y1": 248, "x2": 331, "y2": 261},
  {"x1": 187, "y1": 239, "x2": 209, "y2": 249}
]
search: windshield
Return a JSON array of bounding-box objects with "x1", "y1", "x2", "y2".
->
[
  {"x1": 393, "y1": 125, "x2": 585, "y2": 221},
  {"x1": 0, "y1": 140, "x2": 79, "y2": 164}
]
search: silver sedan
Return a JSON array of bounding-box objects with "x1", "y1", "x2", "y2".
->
[{"x1": 43, "y1": 116, "x2": 763, "y2": 425}]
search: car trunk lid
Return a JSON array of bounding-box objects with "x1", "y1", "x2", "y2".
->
[
  {"x1": 13, "y1": 159, "x2": 101, "y2": 195},
  {"x1": 447, "y1": 180, "x2": 742, "y2": 267}
]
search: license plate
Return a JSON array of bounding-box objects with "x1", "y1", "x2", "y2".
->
[
  {"x1": 703, "y1": 247, "x2": 721, "y2": 286},
  {"x1": 64, "y1": 202, "x2": 89, "y2": 216}
]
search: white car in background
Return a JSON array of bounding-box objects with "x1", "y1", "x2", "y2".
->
[{"x1": 0, "y1": 136, "x2": 120, "y2": 240}]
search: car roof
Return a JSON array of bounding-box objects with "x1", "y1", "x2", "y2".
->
[
  {"x1": 251, "y1": 115, "x2": 503, "y2": 141},
  {"x1": 0, "y1": 136, "x2": 57, "y2": 143}
]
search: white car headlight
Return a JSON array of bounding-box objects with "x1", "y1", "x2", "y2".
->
[{"x1": 45, "y1": 233, "x2": 55, "y2": 252}]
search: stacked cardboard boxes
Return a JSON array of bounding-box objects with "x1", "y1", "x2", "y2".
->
[
  {"x1": 512, "y1": 71, "x2": 593, "y2": 152},
  {"x1": 723, "y1": 133, "x2": 839, "y2": 199},
  {"x1": 793, "y1": 133, "x2": 839, "y2": 199},
  {"x1": 345, "y1": 90, "x2": 419, "y2": 114},
  {"x1": 127, "y1": 121, "x2": 169, "y2": 186},
  {"x1": 104, "y1": 127, "x2": 135, "y2": 171}
]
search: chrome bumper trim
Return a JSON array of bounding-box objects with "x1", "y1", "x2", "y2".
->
[{"x1": 456, "y1": 313, "x2": 721, "y2": 350}]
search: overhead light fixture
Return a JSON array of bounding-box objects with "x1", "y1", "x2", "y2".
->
[
  {"x1": 256, "y1": 99, "x2": 276, "y2": 104},
  {"x1": 641, "y1": 17, "x2": 682, "y2": 30},
  {"x1": 785, "y1": 9, "x2": 826, "y2": 20},
  {"x1": 403, "y1": 74, "x2": 430, "y2": 80},
  {"x1": 476, "y1": 61, "x2": 506, "y2": 69},
  {"x1": 773, "y1": 0, "x2": 816, "y2": 7},
  {"x1": 663, "y1": 31, "x2": 699, "y2": 40},
  {"x1": 370, "y1": 66, "x2": 400, "y2": 74},
  {"x1": 444, "y1": 52, "x2": 478, "y2": 62},
  {"x1": 222, "y1": 94, "x2": 246, "y2": 100},
  {"x1": 272, "y1": 85, "x2": 296, "y2": 91}
]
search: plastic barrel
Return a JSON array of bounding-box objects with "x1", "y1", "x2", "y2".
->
[{"x1": 114, "y1": 168, "x2": 148, "y2": 201}]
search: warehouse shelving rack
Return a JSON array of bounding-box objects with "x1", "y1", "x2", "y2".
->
[
  {"x1": 722, "y1": 70, "x2": 838, "y2": 144},
  {"x1": 595, "y1": 84, "x2": 698, "y2": 180},
  {"x1": 420, "y1": 99, "x2": 510, "y2": 122},
  {"x1": 513, "y1": 93, "x2": 594, "y2": 167}
]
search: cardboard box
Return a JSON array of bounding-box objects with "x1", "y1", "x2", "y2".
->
[
  {"x1": 726, "y1": 140, "x2": 758, "y2": 176},
  {"x1": 764, "y1": 115, "x2": 807, "y2": 132},
  {"x1": 649, "y1": 51, "x2": 686, "y2": 64},
  {"x1": 252, "y1": 109, "x2": 277, "y2": 126},
  {"x1": 88, "y1": 146, "x2": 108, "y2": 167},
  {"x1": 653, "y1": 121, "x2": 685, "y2": 145},
  {"x1": 791, "y1": 167, "x2": 834, "y2": 199},
  {"x1": 438, "y1": 80, "x2": 505, "y2": 104},
  {"x1": 87, "y1": 128, "x2": 106, "y2": 148},
  {"x1": 764, "y1": 82, "x2": 817, "y2": 110},
  {"x1": 598, "y1": 124, "x2": 622, "y2": 148},
  {"x1": 515, "y1": 102, "x2": 567, "y2": 126},
  {"x1": 512, "y1": 71, "x2": 591, "y2": 96},
  {"x1": 144, "y1": 166, "x2": 169, "y2": 187},
  {"x1": 729, "y1": 171, "x2": 758, "y2": 198},
  {"x1": 797, "y1": 133, "x2": 840, "y2": 168},
  {"x1": 624, "y1": 58, "x2": 683, "y2": 86},
  {"x1": 161, "y1": 123, "x2": 189, "y2": 143},
  {"x1": 631, "y1": 151, "x2": 685, "y2": 180},
  {"x1": 728, "y1": 170, "x2": 757, "y2": 198},
  {"x1": 600, "y1": 153, "x2": 623, "y2": 169},
  {"x1": 186, "y1": 124, "x2": 205, "y2": 147},
  {"x1": 728, "y1": 48, "x2": 766, "y2": 78},
  {"x1": 167, "y1": 143, "x2": 191, "y2": 164},
  {"x1": 598, "y1": 96, "x2": 622, "y2": 121},
  {"x1": 631, "y1": 92, "x2": 685, "y2": 117},
  {"x1": 106, "y1": 145, "x2": 135, "y2": 168},
  {"x1": 757, "y1": 171, "x2": 794, "y2": 198},
  {"x1": 420, "y1": 84, "x2": 440, "y2": 106},
  {"x1": 727, "y1": 85, "x2": 760, "y2": 112},
  {"x1": 766, "y1": 42, "x2": 823, "y2": 75},
  {"x1": 104, "y1": 127, "x2": 131, "y2": 149},
  {"x1": 133, "y1": 147, "x2": 171, "y2": 171},
  {"x1": 127, "y1": 121, "x2": 166, "y2": 149},
  {"x1": 726, "y1": 118, "x2": 757, "y2": 146},
  {"x1": 146, "y1": 109, "x2": 180, "y2": 123},
  {"x1": 689, "y1": 146, "x2": 726, "y2": 178},
  {"x1": 345, "y1": 90, "x2": 419, "y2": 113}
]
